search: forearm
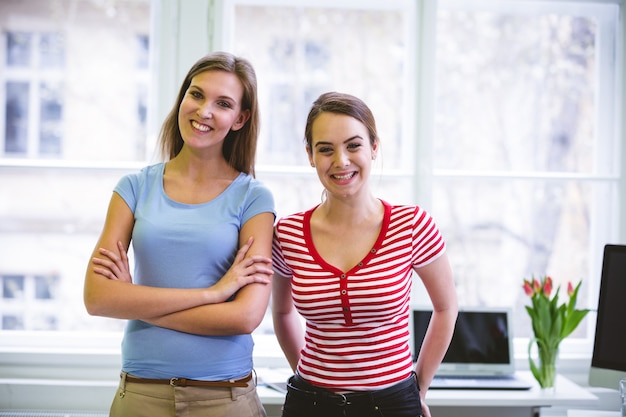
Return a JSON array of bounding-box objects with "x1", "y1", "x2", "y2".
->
[
  {"x1": 273, "y1": 310, "x2": 304, "y2": 372},
  {"x1": 145, "y1": 282, "x2": 271, "y2": 336},
  {"x1": 84, "y1": 273, "x2": 220, "y2": 320},
  {"x1": 414, "y1": 307, "x2": 458, "y2": 394}
]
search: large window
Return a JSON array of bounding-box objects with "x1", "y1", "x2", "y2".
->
[{"x1": 0, "y1": 0, "x2": 622, "y2": 367}]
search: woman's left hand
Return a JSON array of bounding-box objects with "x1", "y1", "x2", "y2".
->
[{"x1": 92, "y1": 241, "x2": 133, "y2": 283}]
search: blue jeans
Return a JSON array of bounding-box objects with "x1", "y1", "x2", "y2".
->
[{"x1": 281, "y1": 373, "x2": 423, "y2": 417}]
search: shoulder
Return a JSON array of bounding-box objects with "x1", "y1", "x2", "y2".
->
[
  {"x1": 119, "y1": 162, "x2": 163, "y2": 183},
  {"x1": 230, "y1": 174, "x2": 276, "y2": 220},
  {"x1": 275, "y1": 206, "x2": 314, "y2": 230},
  {"x1": 230, "y1": 173, "x2": 272, "y2": 199},
  {"x1": 383, "y1": 201, "x2": 425, "y2": 221},
  {"x1": 381, "y1": 201, "x2": 441, "y2": 238},
  {"x1": 241, "y1": 174, "x2": 273, "y2": 195},
  {"x1": 116, "y1": 162, "x2": 163, "y2": 190},
  {"x1": 383, "y1": 200, "x2": 432, "y2": 217}
]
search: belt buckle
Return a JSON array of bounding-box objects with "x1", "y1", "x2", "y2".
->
[
  {"x1": 332, "y1": 392, "x2": 349, "y2": 407},
  {"x1": 170, "y1": 377, "x2": 179, "y2": 387}
]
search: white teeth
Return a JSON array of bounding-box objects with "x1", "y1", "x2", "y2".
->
[
  {"x1": 191, "y1": 121, "x2": 210, "y2": 132},
  {"x1": 333, "y1": 173, "x2": 354, "y2": 180}
]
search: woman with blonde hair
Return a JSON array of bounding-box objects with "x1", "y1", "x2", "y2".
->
[{"x1": 84, "y1": 51, "x2": 274, "y2": 417}]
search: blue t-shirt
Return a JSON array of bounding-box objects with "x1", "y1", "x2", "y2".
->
[{"x1": 113, "y1": 162, "x2": 275, "y2": 380}]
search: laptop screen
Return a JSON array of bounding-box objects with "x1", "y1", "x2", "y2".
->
[{"x1": 412, "y1": 308, "x2": 516, "y2": 376}]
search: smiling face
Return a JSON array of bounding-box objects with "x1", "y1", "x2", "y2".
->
[
  {"x1": 308, "y1": 112, "x2": 378, "y2": 199},
  {"x1": 177, "y1": 70, "x2": 250, "y2": 154}
]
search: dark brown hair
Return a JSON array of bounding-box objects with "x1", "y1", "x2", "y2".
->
[
  {"x1": 158, "y1": 51, "x2": 259, "y2": 176},
  {"x1": 304, "y1": 92, "x2": 379, "y2": 153}
]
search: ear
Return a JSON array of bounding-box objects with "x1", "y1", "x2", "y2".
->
[
  {"x1": 371, "y1": 139, "x2": 379, "y2": 159},
  {"x1": 231, "y1": 109, "x2": 251, "y2": 131},
  {"x1": 306, "y1": 145, "x2": 315, "y2": 167}
]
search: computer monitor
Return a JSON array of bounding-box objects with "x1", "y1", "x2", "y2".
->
[{"x1": 589, "y1": 244, "x2": 626, "y2": 390}]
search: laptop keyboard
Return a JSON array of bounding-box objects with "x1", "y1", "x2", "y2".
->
[{"x1": 430, "y1": 375, "x2": 532, "y2": 390}]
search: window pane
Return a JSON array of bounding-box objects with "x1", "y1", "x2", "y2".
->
[
  {"x1": 4, "y1": 82, "x2": 30, "y2": 154},
  {"x1": 2, "y1": 275, "x2": 25, "y2": 299},
  {"x1": 136, "y1": 34, "x2": 149, "y2": 69},
  {"x1": 2, "y1": 315, "x2": 24, "y2": 330},
  {"x1": 432, "y1": 178, "x2": 601, "y2": 336},
  {"x1": 6, "y1": 32, "x2": 31, "y2": 67},
  {"x1": 39, "y1": 81, "x2": 63, "y2": 155},
  {"x1": 39, "y1": 32, "x2": 65, "y2": 68},
  {"x1": 434, "y1": 11, "x2": 596, "y2": 173},
  {"x1": 34, "y1": 274, "x2": 58, "y2": 299}
]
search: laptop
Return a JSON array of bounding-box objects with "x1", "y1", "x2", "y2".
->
[{"x1": 411, "y1": 307, "x2": 533, "y2": 390}]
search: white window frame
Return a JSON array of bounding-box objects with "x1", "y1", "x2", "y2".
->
[{"x1": 0, "y1": 0, "x2": 624, "y2": 397}]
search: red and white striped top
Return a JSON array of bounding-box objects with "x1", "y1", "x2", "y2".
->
[{"x1": 272, "y1": 200, "x2": 445, "y2": 391}]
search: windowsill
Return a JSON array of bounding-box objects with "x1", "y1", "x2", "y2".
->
[
  {"x1": 0, "y1": 331, "x2": 595, "y2": 382},
  {"x1": 0, "y1": 332, "x2": 610, "y2": 413}
]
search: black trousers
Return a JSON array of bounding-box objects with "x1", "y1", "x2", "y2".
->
[{"x1": 281, "y1": 373, "x2": 424, "y2": 417}]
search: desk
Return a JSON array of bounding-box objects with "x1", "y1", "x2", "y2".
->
[
  {"x1": 256, "y1": 370, "x2": 598, "y2": 417},
  {"x1": 568, "y1": 411, "x2": 621, "y2": 417}
]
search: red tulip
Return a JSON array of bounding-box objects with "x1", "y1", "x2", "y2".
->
[
  {"x1": 567, "y1": 282, "x2": 574, "y2": 297},
  {"x1": 533, "y1": 279, "x2": 541, "y2": 293},
  {"x1": 543, "y1": 276, "x2": 553, "y2": 297},
  {"x1": 523, "y1": 281, "x2": 534, "y2": 296}
]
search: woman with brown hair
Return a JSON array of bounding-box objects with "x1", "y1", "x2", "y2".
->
[{"x1": 272, "y1": 92, "x2": 458, "y2": 417}]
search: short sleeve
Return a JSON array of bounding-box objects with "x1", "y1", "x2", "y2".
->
[
  {"x1": 412, "y1": 206, "x2": 446, "y2": 268},
  {"x1": 241, "y1": 179, "x2": 276, "y2": 225},
  {"x1": 271, "y1": 223, "x2": 294, "y2": 279},
  {"x1": 113, "y1": 172, "x2": 140, "y2": 213}
]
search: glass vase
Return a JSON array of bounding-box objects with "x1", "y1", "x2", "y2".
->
[{"x1": 528, "y1": 338, "x2": 559, "y2": 392}]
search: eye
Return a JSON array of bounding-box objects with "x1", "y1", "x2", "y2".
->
[
  {"x1": 190, "y1": 90, "x2": 203, "y2": 99},
  {"x1": 217, "y1": 100, "x2": 233, "y2": 109},
  {"x1": 347, "y1": 142, "x2": 362, "y2": 150},
  {"x1": 318, "y1": 146, "x2": 333, "y2": 153}
]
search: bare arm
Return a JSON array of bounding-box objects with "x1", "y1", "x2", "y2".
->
[
  {"x1": 140, "y1": 212, "x2": 275, "y2": 335},
  {"x1": 413, "y1": 252, "x2": 458, "y2": 397},
  {"x1": 83, "y1": 193, "x2": 271, "y2": 320},
  {"x1": 272, "y1": 270, "x2": 305, "y2": 372}
]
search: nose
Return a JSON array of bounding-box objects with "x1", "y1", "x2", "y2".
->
[
  {"x1": 334, "y1": 149, "x2": 350, "y2": 167},
  {"x1": 197, "y1": 102, "x2": 213, "y2": 119}
]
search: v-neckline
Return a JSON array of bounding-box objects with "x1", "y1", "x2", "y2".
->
[{"x1": 302, "y1": 199, "x2": 391, "y2": 275}]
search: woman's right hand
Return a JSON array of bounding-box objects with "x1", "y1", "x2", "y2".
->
[
  {"x1": 92, "y1": 241, "x2": 133, "y2": 283},
  {"x1": 212, "y1": 236, "x2": 273, "y2": 302}
]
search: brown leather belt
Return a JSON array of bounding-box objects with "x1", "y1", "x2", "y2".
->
[{"x1": 123, "y1": 372, "x2": 252, "y2": 388}]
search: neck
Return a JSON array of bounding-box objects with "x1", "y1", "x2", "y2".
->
[
  {"x1": 318, "y1": 193, "x2": 381, "y2": 225},
  {"x1": 168, "y1": 148, "x2": 236, "y2": 181}
]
